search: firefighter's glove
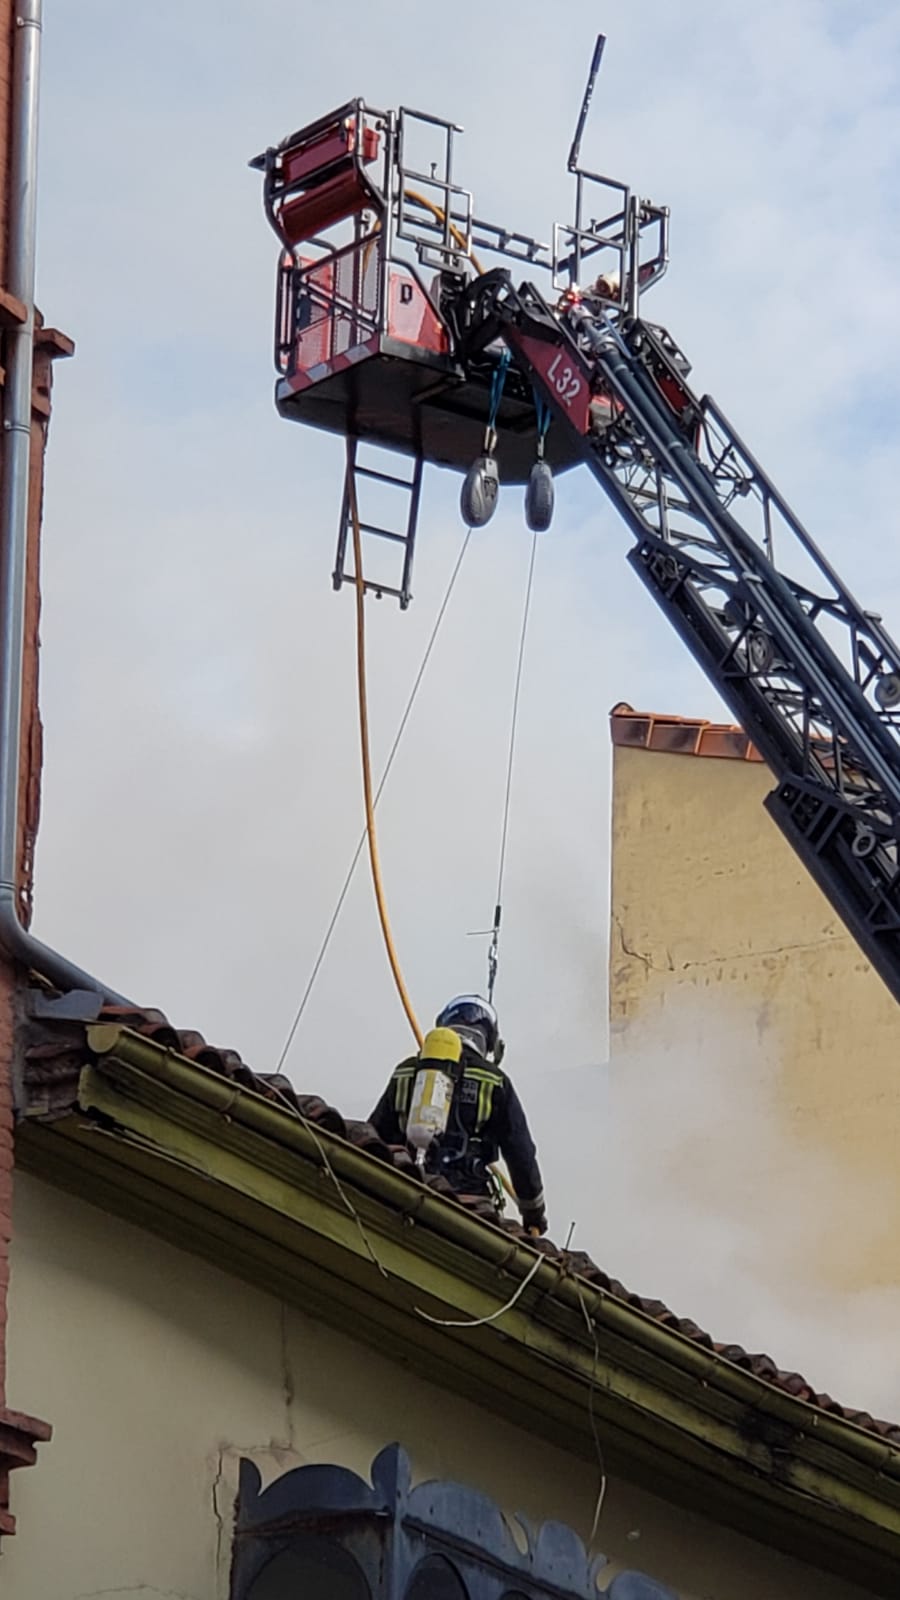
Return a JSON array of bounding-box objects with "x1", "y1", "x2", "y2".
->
[{"x1": 521, "y1": 1203, "x2": 547, "y2": 1237}]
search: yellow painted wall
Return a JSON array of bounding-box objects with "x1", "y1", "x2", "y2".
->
[
  {"x1": 609, "y1": 742, "x2": 900, "y2": 1290},
  {"x1": 2, "y1": 1173, "x2": 875, "y2": 1600}
]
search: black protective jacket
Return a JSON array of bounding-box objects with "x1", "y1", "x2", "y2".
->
[{"x1": 368, "y1": 1045, "x2": 545, "y2": 1218}]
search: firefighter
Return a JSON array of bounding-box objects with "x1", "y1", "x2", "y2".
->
[
  {"x1": 588, "y1": 269, "x2": 621, "y2": 305},
  {"x1": 556, "y1": 270, "x2": 620, "y2": 320},
  {"x1": 368, "y1": 995, "x2": 548, "y2": 1235}
]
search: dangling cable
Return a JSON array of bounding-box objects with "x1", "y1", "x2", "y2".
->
[
  {"x1": 275, "y1": 526, "x2": 472, "y2": 1073},
  {"x1": 487, "y1": 530, "x2": 539, "y2": 1004},
  {"x1": 347, "y1": 444, "x2": 423, "y2": 1048}
]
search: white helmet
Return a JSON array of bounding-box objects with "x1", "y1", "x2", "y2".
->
[{"x1": 435, "y1": 995, "x2": 500, "y2": 1057}]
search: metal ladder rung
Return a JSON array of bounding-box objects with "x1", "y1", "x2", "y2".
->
[
  {"x1": 336, "y1": 572, "x2": 406, "y2": 601},
  {"x1": 333, "y1": 439, "x2": 424, "y2": 610},
  {"x1": 358, "y1": 521, "x2": 407, "y2": 545},
  {"x1": 355, "y1": 464, "x2": 419, "y2": 490}
]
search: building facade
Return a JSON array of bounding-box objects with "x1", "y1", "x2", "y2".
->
[
  {"x1": 2, "y1": 12, "x2": 900, "y2": 1593},
  {"x1": 608, "y1": 702, "x2": 900, "y2": 1294},
  {"x1": 6, "y1": 1009, "x2": 900, "y2": 1598}
]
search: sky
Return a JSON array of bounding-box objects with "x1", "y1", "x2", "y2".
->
[{"x1": 27, "y1": 2, "x2": 900, "y2": 1415}]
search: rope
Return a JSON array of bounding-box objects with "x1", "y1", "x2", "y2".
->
[
  {"x1": 402, "y1": 190, "x2": 534, "y2": 1009},
  {"x1": 347, "y1": 443, "x2": 423, "y2": 1048},
  {"x1": 276, "y1": 528, "x2": 472, "y2": 1072},
  {"x1": 487, "y1": 530, "x2": 539, "y2": 1004}
]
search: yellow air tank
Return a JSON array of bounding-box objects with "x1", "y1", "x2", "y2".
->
[{"x1": 406, "y1": 1027, "x2": 463, "y2": 1169}]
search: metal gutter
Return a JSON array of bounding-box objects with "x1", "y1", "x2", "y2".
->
[
  {"x1": 79, "y1": 1022, "x2": 900, "y2": 1493},
  {"x1": 0, "y1": 0, "x2": 126, "y2": 1003}
]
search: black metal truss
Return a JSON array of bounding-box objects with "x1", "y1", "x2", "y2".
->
[{"x1": 465, "y1": 272, "x2": 900, "y2": 1003}]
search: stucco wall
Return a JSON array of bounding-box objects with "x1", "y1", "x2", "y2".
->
[
  {"x1": 3, "y1": 1172, "x2": 877, "y2": 1600},
  {"x1": 609, "y1": 742, "x2": 900, "y2": 1290}
]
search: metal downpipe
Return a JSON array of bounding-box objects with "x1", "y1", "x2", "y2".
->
[{"x1": 0, "y1": 0, "x2": 126, "y2": 1003}]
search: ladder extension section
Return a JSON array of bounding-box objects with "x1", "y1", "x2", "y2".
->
[
  {"x1": 470, "y1": 274, "x2": 900, "y2": 1005},
  {"x1": 334, "y1": 441, "x2": 423, "y2": 610}
]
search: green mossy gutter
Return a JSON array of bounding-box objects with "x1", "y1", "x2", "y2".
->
[{"x1": 16, "y1": 1022, "x2": 900, "y2": 1595}]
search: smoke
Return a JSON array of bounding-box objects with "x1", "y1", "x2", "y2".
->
[{"x1": 529, "y1": 995, "x2": 900, "y2": 1422}]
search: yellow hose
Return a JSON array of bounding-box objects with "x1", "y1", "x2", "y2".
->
[
  {"x1": 347, "y1": 449, "x2": 424, "y2": 1049},
  {"x1": 361, "y1": 190, "x2": 484, "y2": 281},
  {"x1": 403, "y1": 189, "x2": 484, "y2": 275},
  {"x1": 349, "y1": 193, "x2": 481, "y2": 1051},
  {"x1": 348, "y1": 193, "x2": 485, "y2": 1053}
]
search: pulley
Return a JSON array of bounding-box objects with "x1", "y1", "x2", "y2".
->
[
  {"x1": 852, "y1": 825, "x2": 878, "y2": 861},
  {"x1": 525, "y1": 459, "x2": 554, "y2": 532},
  {"x1": 875, "y1": 672, "x2": 900, "y2": 711},
  {"x1": 525, "y1": 391, "x2": 555, "y2": 534},
  {"x1": 460, "y1": 350, "x2": 511, "y2": 530},
  {"x1": 746, "y1": 627, "x2": 775, "y2": 674},
  {"x1": 460, "y1": 453, "x2": 500, "y2": 528}
]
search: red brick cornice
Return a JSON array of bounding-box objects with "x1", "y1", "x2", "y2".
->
[{"x1": 0, "y1": 1406, "x2": 51, "y2": 1535}]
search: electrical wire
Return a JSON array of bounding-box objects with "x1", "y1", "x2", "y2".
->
[
  {"x1": 487, "y1": 530, "x2": 539, "y2": 1003},
  {"x1": 257, "y1": 1076, "x2": 389, "y2": 1279},
  {"x1": 275, "y1": 527, "x2": 472, "y2": 1074},
  {"x1": 414, "y1": 1248, "x2": 544, "y2": 1327},
  {"x1": 347, "y1": 445, "x2": 423, "y2": 1048},
  {"x1": 574, "y1": 1279, "x2": 608, "y2": 1546}
]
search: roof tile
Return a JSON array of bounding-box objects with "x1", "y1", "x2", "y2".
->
[{"x1": 609, "y1": 701, "x2": 763, "y2": 762}]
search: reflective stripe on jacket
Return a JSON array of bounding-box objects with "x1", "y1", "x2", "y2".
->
[{"x1": 368, "y1": 1047, "x2": 543, "y2": 1209}]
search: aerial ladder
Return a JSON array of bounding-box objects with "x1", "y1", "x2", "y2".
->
[{"x1": 252, "y1": 41, "x2": 900, "y2": 1013}]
